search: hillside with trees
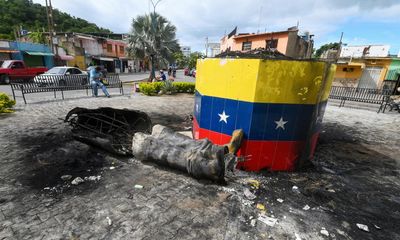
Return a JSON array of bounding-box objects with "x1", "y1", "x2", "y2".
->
[{"x1": 0, "y1": 0, "x2": 111, "y2": 40}]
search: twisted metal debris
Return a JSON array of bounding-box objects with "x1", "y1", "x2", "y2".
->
[{"x1": 65, "y1": 107, "x2": 152, "y2": 155}]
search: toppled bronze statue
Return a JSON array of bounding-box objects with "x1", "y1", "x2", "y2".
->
[
  {"x1": 132, "y1": 125, "x2": 243, "y2": 182},
  {"x1": 65, "y1": 107, "x2": 243, "y2": 181}
]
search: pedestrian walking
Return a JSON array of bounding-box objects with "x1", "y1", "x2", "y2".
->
[{"x1": 90, "y1": 66, "x2": 110, "y2": 98}]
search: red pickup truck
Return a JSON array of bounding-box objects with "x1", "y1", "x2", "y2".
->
[{"x1": 0, "y1": 60, "x2": 48, "y2": 84}]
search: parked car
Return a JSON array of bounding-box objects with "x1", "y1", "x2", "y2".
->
[
  {"x1": 190, "y1": 69, "x2": 196, "y2": 77},
  {"x1": 0, "y1": 60, "x2": 47, "y2": 84},
  {"x1": 34, "y1": 66, "x2": 88, "y2": 86}
]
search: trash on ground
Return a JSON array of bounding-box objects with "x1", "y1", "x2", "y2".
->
[
  {"x1": 356, "y1": 223, "x2": 369, "y2": 232},
  {"x1": 277, "y1": 198, "x2": 284, "y2": 203},
  {"x1": 250, "y1": 219, "x2": 256, "y2": 227},
  {"x1": 256, "y1": 203, "x2": 265, "y2": 211},
  {"x1": 241, "y1": 199, "x2": 254, "y2": 206},
  {"x1": 220, "y1": 187, "x2": 235, "y2": 193},
  {"x1": 303, "y1": 205, "x2": 310, "y2": 211},
  {"x1": 60, "y1": 175, "x2": 72, "y2": 181},
  {"x1": 106, "y1": 216, "x2": 112, "y2": 226},
  {"x1": 244, "y1": 188, "x2": 256, "y2": 200},
  {"x1": 295, "y1": 233, "x2": 302, "y2": 240},
  {"x1": 248, "y1": 179, "x2": 260, "y2": 189},
  {"x1": 320, "y1": 227, "x2": 329, "y2": 236},
  {"x1": 134, "y1": 184, "x2": 143, "y2": 189},
  {"x1": 109, "y1": 166, "x2": 115, "y2": 170},
  {"x1": 374, "y1": 224, "x2": 381, "y2": 230},
  {"x1": 84, "y1": 176, "x2": 101, "y2": 181},
  {"x1": 257, "y1": 215, "x2": 278, "y2": 227},
  {"x1": 327, "y1": 189, "x2": 336, "y2": 193},
  {"x1": 71, "y1": 177, "x2": 84, "y2": 185}
]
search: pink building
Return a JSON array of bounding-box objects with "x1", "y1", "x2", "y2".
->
[{"x1": 220, "y1": 27, "x2": 313, "y2": 59}]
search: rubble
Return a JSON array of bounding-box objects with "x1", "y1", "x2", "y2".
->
[
  {"x1": 320, "y1": 227, "x2": 329, "y2": 237},
  {"x1": 257, "y1": 215, "x2": 277, "y2": 227},
  {"x1": 84, "y1": 176, "x2": 101, "y2": 181},
  {"x1": 244, "y1": 188, "x2": 256, "y2": 200},
  {"x1": 276, "y1": 198, "x2": 284, "y2": 203},
  {"x1": 356, "y1": 223, "x2": 369, "y2": 232},
  {"x1": 71, "y1": 177, "x2": 84, "y2": 185},
  {"x1": 60, "y1": 175, "x2": 72, "y2": 181},
  {"x1": 134, "y1": 184, "x2": 143, "y2": 189},
  {"x1": 302, "y1": 205, "x2": 311, "y2": 211}
]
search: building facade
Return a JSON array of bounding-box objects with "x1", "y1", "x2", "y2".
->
[
  {"x1": 181, "y1": 46, "x2": 191, "y2": 57},
  {"x1": 46, "y1": 33, "x2": 132, "y2": 73},
  {"x1": 0, "y1": 40, "x2": 54, "y2": 69},
  {"x1": 330, "y1": 45, "x2": 395, "y2": 89},
  {"x1": 220, "y1": 27, "x2": 314, "y2": 58}
]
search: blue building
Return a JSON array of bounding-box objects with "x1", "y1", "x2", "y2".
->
[{"x1": 9, "y1": 42, "x2": 54, "y2": 69}]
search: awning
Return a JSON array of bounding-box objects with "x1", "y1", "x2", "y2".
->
[
  {"x1": 76, "y1": 35, "x2": 95, "y2": 41},
  {"x1": 25, "y1": 51, "x2": 54, "y2": 56},
  {"x1": 93, "y1": 56, "x2": 115, "y2": 61},
  {"x1": 59, "y1": 55, "x2": 74, "y2": 61},
  {"x1": 0, "y1": 49, "x2": 18, "y2": 53},
  {"x1": 348, "y1": 62, "x2": 365, "y2": 68}
]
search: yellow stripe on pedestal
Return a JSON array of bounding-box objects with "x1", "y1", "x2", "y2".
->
[{"x1": 195, "y1": 58, "x2": 335, "y2": 104}]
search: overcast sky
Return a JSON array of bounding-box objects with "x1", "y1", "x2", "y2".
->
[{"x1": 33, "y1": 0, "x2": 400, "y2": 54}]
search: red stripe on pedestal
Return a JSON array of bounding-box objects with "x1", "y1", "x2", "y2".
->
[{"x1": 193, "y1": 117, "x2": 321, "y2": 171}]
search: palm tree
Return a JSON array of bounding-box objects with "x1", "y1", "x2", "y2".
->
[{"x1": 128, "y1": 12, "x2": 180, "y2": 81}]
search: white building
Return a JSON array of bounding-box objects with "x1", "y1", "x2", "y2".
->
[
  {"x1": 207, "y1": 43, "x2": 220, "y2": 57},
  {"x1": 181, "y1": 46, "x2": 191, "y2": 57},
  {"x1": 340, "y1": 45, "x2": 390, "y2": 58}
]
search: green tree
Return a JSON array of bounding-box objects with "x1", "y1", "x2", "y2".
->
[
  {"x1": 188, "y1": 52, "x2": 204, "y2": 69},
  {"x1": 29, "y1": 31, "x2": 45, "y2": 44},
  {"x1": 0, "y1": 0, "x2": 111, "y2": 40},
  {"x1": 314, "y1": 42, "x2": 340, "y2": 58},
  {"x1": 172, "y1": 51, "x2": 188, "y2": 68},
  {"x1": 128, "y1": 12, "x2": 180, "y2": 81}
]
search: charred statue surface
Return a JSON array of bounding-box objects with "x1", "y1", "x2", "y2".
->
[
  {"x1": 132, "y1": 125, "x2": 242, "y2": 182},
  {"x1": 65, "y1": 107, "x2": 152, "y2": 155}
]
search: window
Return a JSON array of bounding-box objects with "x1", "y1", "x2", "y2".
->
[
  {"x1": 343, "y1": 67, "x2": 354, "y2": 72},
  {"x1": 119, "y1": 46, "x2": 124, "y2": 54},
  {"x1": 266, "y1": 39, "x2": 278, "y2": 49},
  {"x1": 242, "y1": 41, "x2": 252, "y2": 51},
  {"x1": 72, "y1": 68, "x2": 82, "y2": 74},
  {"x1": 12, "y1": 62, "x2": 24, "y2": 69},
  {"x1": 107, "y1": 44, "x2": 113, "y2": 52}
]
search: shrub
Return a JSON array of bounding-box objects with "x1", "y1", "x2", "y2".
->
[
  {"x1": 173, "y1": 82, "x2": 195, "y2": 93},
  {"x1": 138, "y1": 82, "x2": 164, "y2": 96},
  {"x1": 138, "y1": 82, "x2": 195, "y2": 96},
  {"x1": 0, "y1": 92, "x2": 16, "y2": 113},
  {"x1": 161, "y1": 80, "x2": 176, "y2": 94}
]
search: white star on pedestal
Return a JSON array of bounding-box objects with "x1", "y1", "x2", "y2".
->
[
  {"x1": 275, "y1": 117, "x2": 288, "y2": 130},
  {"x1": 218, "y1": 111, "x2": 230, "y2": 124}
]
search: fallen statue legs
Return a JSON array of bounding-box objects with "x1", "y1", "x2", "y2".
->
[{"x1": 132, "y1": 125, "x2": 243, "y2": 182}]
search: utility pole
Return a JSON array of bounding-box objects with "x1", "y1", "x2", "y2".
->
[
  {"x1": 45, "y1": 0, "x2": 54, "y2": 54},
  {"x1": 335, "y1": 32, "x2": 344, "y2": 62},
  {"x1": 205, "y1": 37, "x2": 208, "y2": 57},
  {"x1": 257, "y1": 6, "x2": 263, "y2": 34}
]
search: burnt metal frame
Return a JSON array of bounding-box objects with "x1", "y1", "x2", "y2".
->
[
  {"x1": 65, "y1": 110, "x2": 150, "y2": 154},
  {"x1": 10, "y1": 73, "x2": 124, "y2": 104}
]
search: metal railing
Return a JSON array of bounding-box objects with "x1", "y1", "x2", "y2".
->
[
  {"x1": 10, "y1": 73, "x2": 123, "y2": 104},
  {"x1": 328, "y1": 86, "x2": 393, "y2": 112}
]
